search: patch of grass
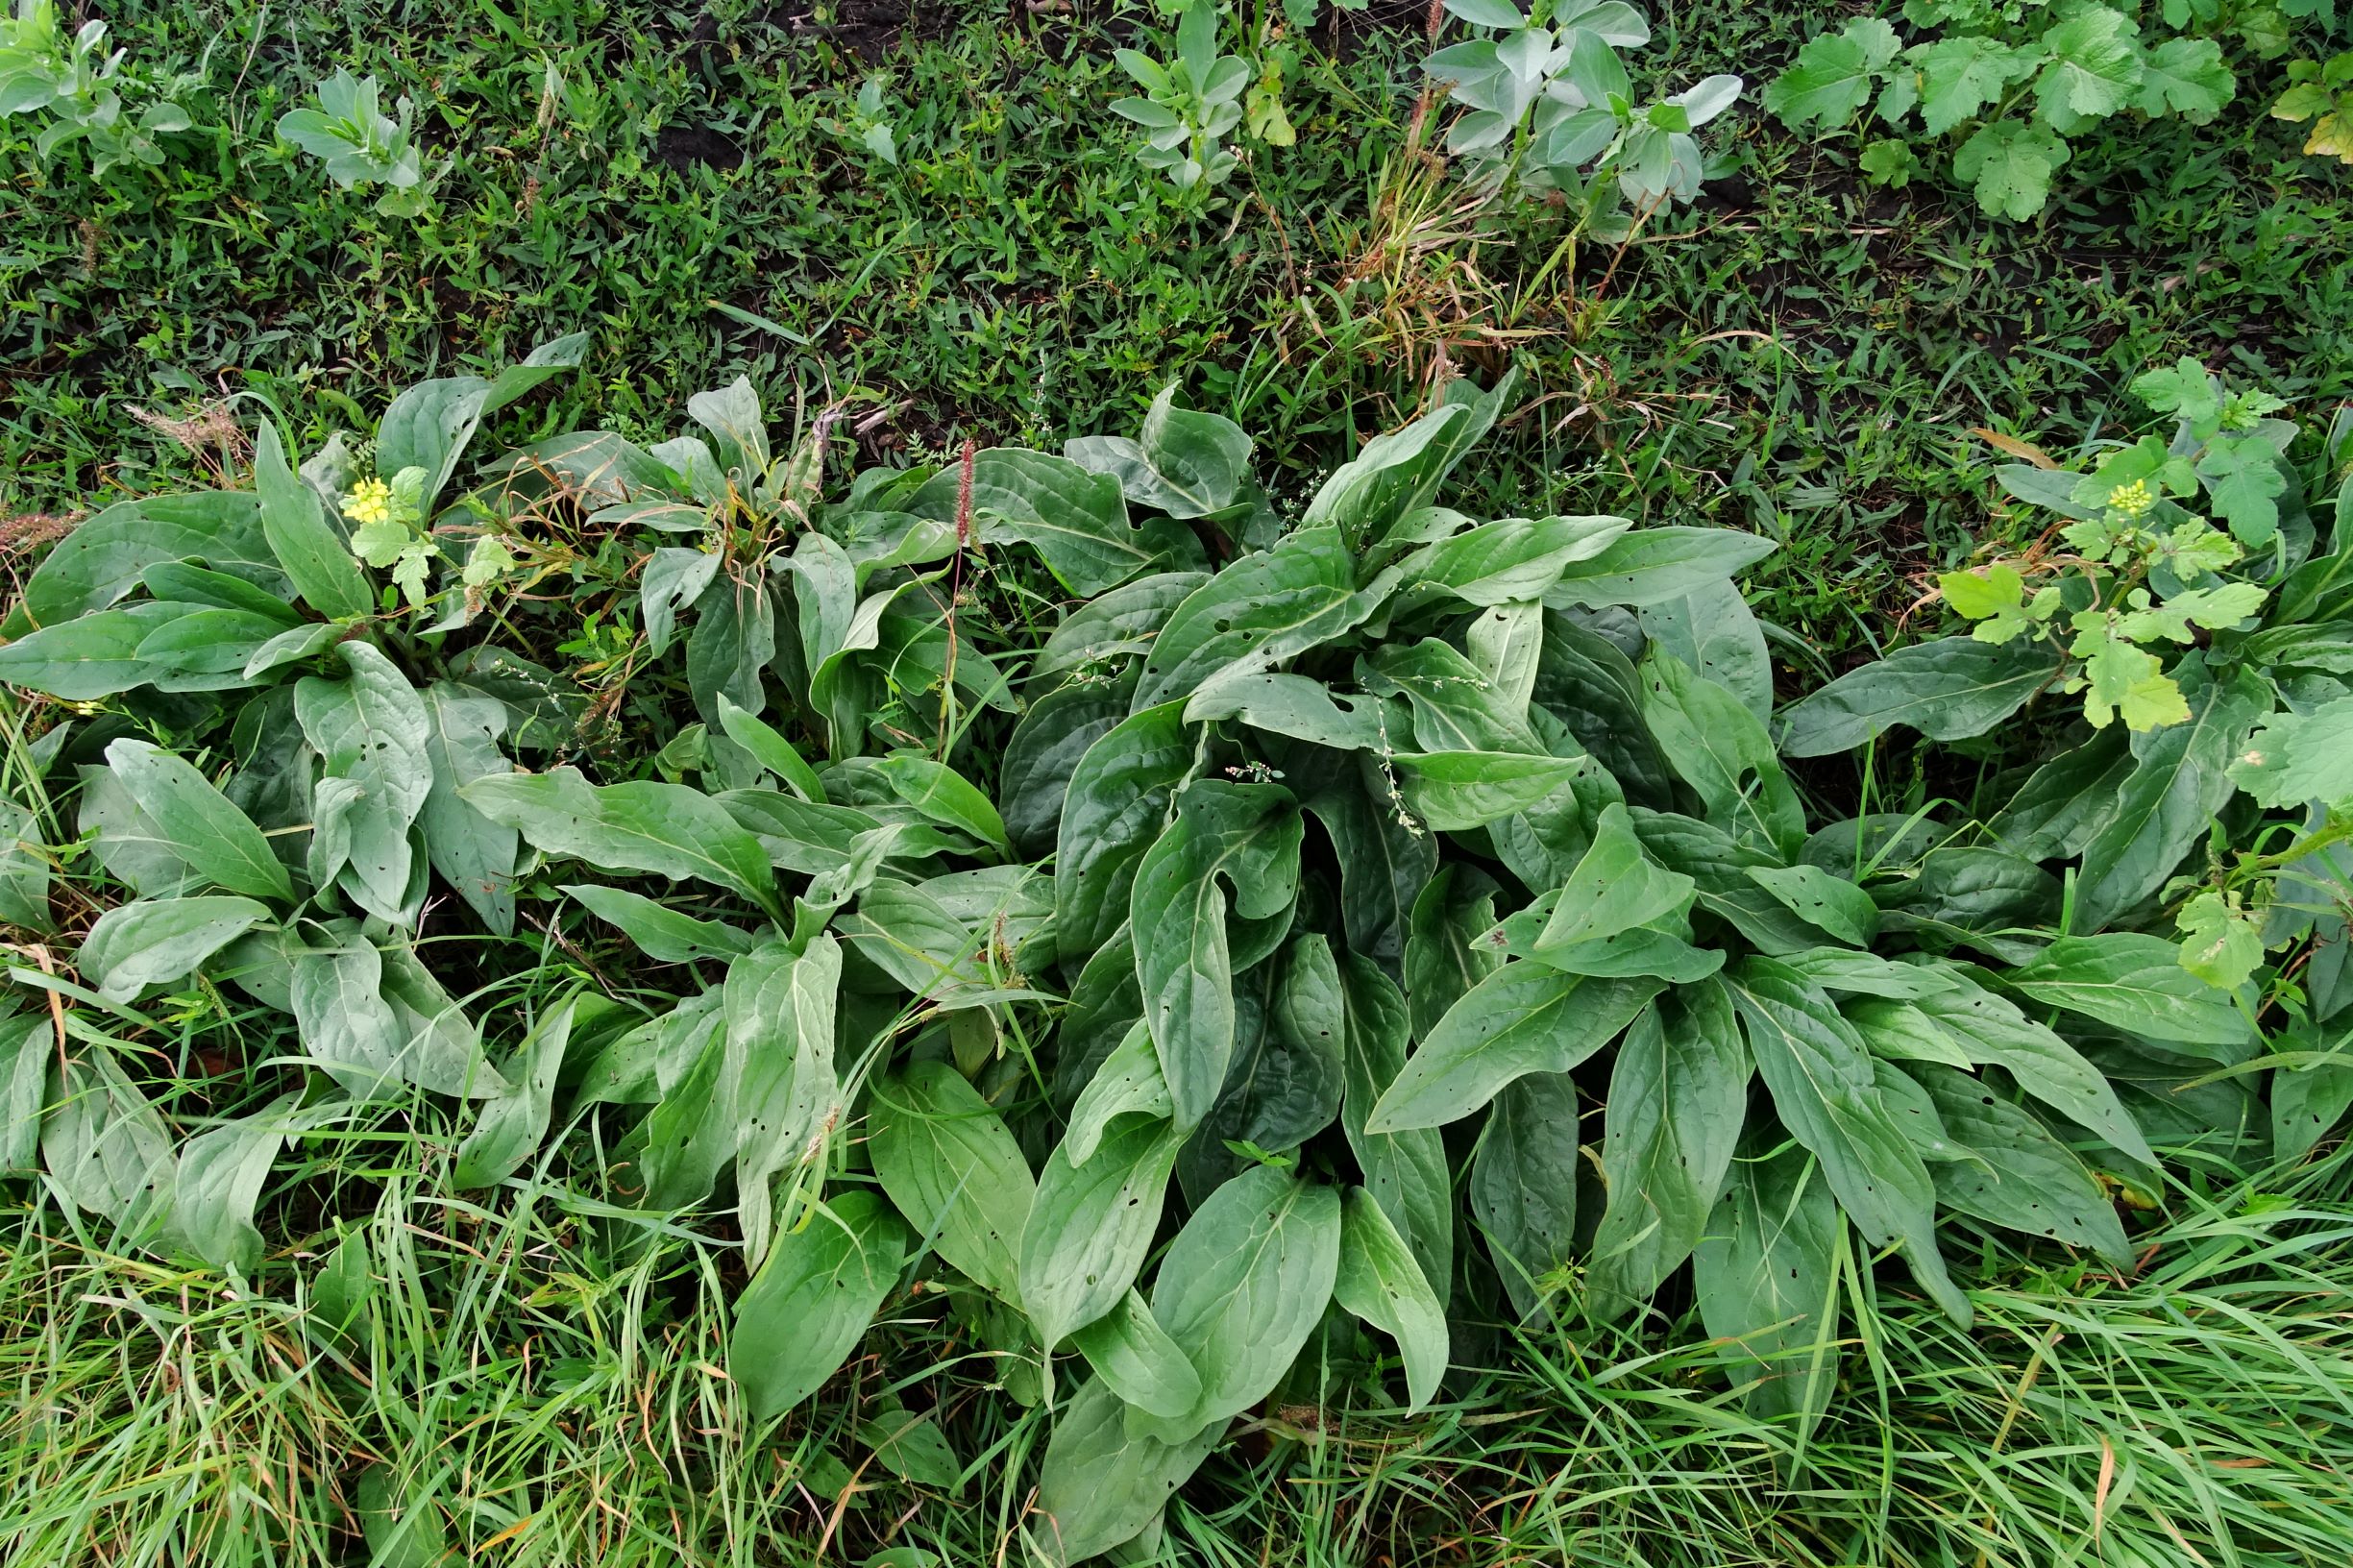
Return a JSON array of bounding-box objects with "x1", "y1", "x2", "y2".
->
[
  {"x1": 6, "y1": 2, "x2": 2348, "y2": 669},
  {"x1": 7, "y1": 1123, "x2": 2346, "y2": 1566}
]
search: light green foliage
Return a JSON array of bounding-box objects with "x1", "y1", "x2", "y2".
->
[
  {"x1": 0, "y1": 0, "x2": 196, "y2": 174},
  {"x1": 276, "y1": 68, "x2": 430, "y2": 216},
  {"x1": 1767, "y1": 6, "x2": 2235, "y2": 217},
  {"x1": 1110, "y1": 2, "x2": 1252, "y2": 193},
  {"x1": 2270, "y1": 45, "x2": 2353, "y2": 161},
  {"x1": 1424, "y1": 0, "x2": 1743, "y2": 220}
]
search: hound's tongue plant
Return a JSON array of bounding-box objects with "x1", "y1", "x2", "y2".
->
[{"x1": 1, "y1": 350, "x2": 2341, "y2": 1564}]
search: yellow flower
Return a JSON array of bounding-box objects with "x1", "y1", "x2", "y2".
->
[
  {"x1": 2107, "y1": 478, "x2": 2154, "y2": 519},
  {"x1": 344, "y1": 477, "x2": 396, "y2": 527}
]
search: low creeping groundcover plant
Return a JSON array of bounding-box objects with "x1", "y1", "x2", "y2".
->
[{"x1": 0, "y1": 343, "x2": 2345, "y2": 1563}]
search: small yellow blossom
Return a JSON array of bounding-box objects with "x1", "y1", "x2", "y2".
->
[
  {"x1": 2107, "y1": 478, "x2": 2154, "y2": 519},
  {"x1": 344, "y1": 477, "x2": 396, "y2": 527}
]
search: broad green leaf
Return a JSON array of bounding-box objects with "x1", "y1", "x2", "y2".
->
[
  {"x1": 134, "y1": 606, "x2": 295, "y2": 685},
  {"x1": 1054, "y1": 703, "x2": 1192, "y2": 966},
  {"x1": 1137, "y1": 525, "x2": 1385, "y2": 707},
  {"x1": 1763, "y1": 17, "x2": 1899, "y2": 126},
  {"x1": 562, "y1": 884, "x2": 755, "y2": 964},
  {"x1": 2074, "y1": 670, "x2": 2267, "y2": 931},
  {"x1": 1533, "y1": 609, "x2": 1678, "y2": 806},
  {"x1": 1987, "y1": 728, "x2": 2131, "y2": 860},
  {"x1": 1908, "y1": 980, "x2": 2154, "y2": 1167},
  {"x1": 2035, "y1": 6, "x2": 2142, "y2": 125},
  {"x1": 1466, "y1": 599, "x2": 1545, "y2": 717},
  {"x1": 915, "y1": 450, "x2": 1200, "y2": 598},
  {"x1": 0, "y1": 1015, "x2": 43, "y2": 1172},
  {"x1": 1467, "y1": 1068, "x2": 1581, "y2": 1320},
  {"x1": 296, "y1": 643, "x2": 432, "y2": 919},
  {"x1": 1726, "y1": 959, "x2": 1970, "y2": 1327},
  {"x1": 1910, "y1": 1065, "x2": 2133, "y2": 1265},
  {"x1": 1303, "y1": 377, "x2": 1512, "y2": 547},
  {"x1": 1130, "y1": 780, "x2": 1301, "y2": 1127},
  {"x1": 0, "y1": 799, "x2": 47, "y2": 930},
  {"x1": 724, "y1": 935, "x2": 846, "y2": 1262},
  {"x1": 2273, "y1": 1035, "x2": 2353, "y2": 1164},
  {"x1": 420, "y1": 681, "x2": 517, "y2": 934},
  {"x1": 1532, "y1": 800, "x2": 1694, "y2": 952},
  {"x1": 41, "y1": 1052, "x2": 173, "y2": 1239},
  {"x1": 1693, "y1": 1143, "x2": 1843, "y2": 1424},
  {"x1": 874, "y1": 753, "x2": 1008, "y2": 850},
  {"x1": 466, "y1": 766, "x2": 780, "y2": 919},
  {"x1": 167, "y1": 1091, "x2": 299, "y2": 1276},
  {"x1": 376, "y1": 333, "x2": 587, "y2": 518},
  {"x1": 869, "y1": 1060, "x2": 1036, "y2": 1300},
  {"x1": 1785, "y1": 949, "x2": 1960, "y2": 1000},
  {"x1": 1776, "y1": 636, "x2": 2061, "y2": 758},
  {"x1": 1333, "y1": 1187, "x2": 1448, "y2": 1413},
  {"x1": 636, "y1": 1005, "x2": 731, "y2": 1208},
  {"x1": 2230, "y1": 693, "x2": 2353, "y2": 811},
  {"x1": 78, "y1": 895, "x2": 269, "y2": 1002},
  {"x1": 715, "y1": 695, "x2": 828, "y2": 804},
  {"x1": 1068, "y1": 1289, "x2": 1203, "y2": 1420},
  {"x1": 0, "y1": 603, "x2": 184, "y2": 698},
  {"x1": 1298, "y1": 756, "x2": 1437, "y2": 967},
  {"x1": 1188, "y1": 673, "x2": 1389, "y2": 751},
  {"x1": 1545, "y1": 527, "x2": 1777, "y2": 610},
  {"x1": 1368, "y1": 966, "x2": 1661, "y2": 1132},
  {"x1": 1067, "y1": 1021, "x2": 1172, "y2": 1165},
  {"x1": 256, "y1": 423, "x2": 372, "y2": 618},
  {"x1": 1952, "y1": 119, "x2": 2068, "y2": 221},
  {"x1": 730, "y1": 1191, "x2": 906, "y2": 1419},
  {"x1": 1632, "y1": 809, "x2": 1826, "y2": 956},
  {"x1": 1366, "y1": 637, "x2": 1540, "y2": 753},
  {"x1": 1404, "y1": 513, "x2": 1630, "y2": 606},
  {"x1": 641, "y1": 547, "x2": 722, "y2": 659},
  {"x1": 1641, "y1": 652, "x2": 1804, "y2": 857},
  {"x1": 857, "y1": 1402, "x2": 962, "y2": 1493},
  {"x1": 1845, "y1": 995, "x2": 1976, "y2": 1066},
  {"x1": 1180, "y1": 935, "x2": 1346, "y2": 1196},
  {"x1": 376, "y1": 943, "x2": 501, "y2": 1099},
  {"x1": 1065, "y1": 384, "x2": 1253, "y2": 520},
  {"x1": 1034, "y1": 572, "x2": 1208, "y2": 681},
  {"x1": 1404, "y1": 865, "x2": 1503, "y2": 1043},
  {"x1": 2134, "y1": 37, "x2": 2229, "y2": 119},
  {"x1": 1020, "y1": 1114, "x2": 1184, "y2": 1346},
  {"x1": 15, "y1": 491, "x2": 275, "y2": 628},
  {"x1": 1001, "y1": 673, "x2": 1136, "y2": 855},
  {"x1": 2004, "y1": 934, "x2": 2248, "y2": 1050},
  {"x1": 452, "y1": 993, "x2": 576, "y2": 1188},
  {"x1": 1392, "y1": 749, "x2": 1587, "y2": 832},
  {"x1": 1911, "y1": 35, "x2": 2040, "y2": 134},
  {"x1": 1638, "y1": 577, "x2": 1772, "y2": 723},
  {"x1": 1147, "y1": 1165, "x2": 1341, "y2": 1433},
  {"x1": 1588, "y1": 984, "x2": 1750, "y2": 1320},
  {"x1": 1337, "y1": 952, "x2": 1455, "y2": 1304},
  {"x1": 1745, "y1": 865, "x2": 1879, "y2": 947},
  {"x1": 1029, "y1": 1378, "x2": 1221, "y2": 1568},
  {"x1": 102, "y1": 739, "x2": 290, "y2": 902}
]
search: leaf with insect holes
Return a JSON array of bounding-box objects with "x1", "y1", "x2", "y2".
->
[
  {"x1": 101, "y1": 740, "x2": 291, "y2": 902},
  {"x1": 869, "y1": 1060, "x2": 1036, "y2": 1301}
]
